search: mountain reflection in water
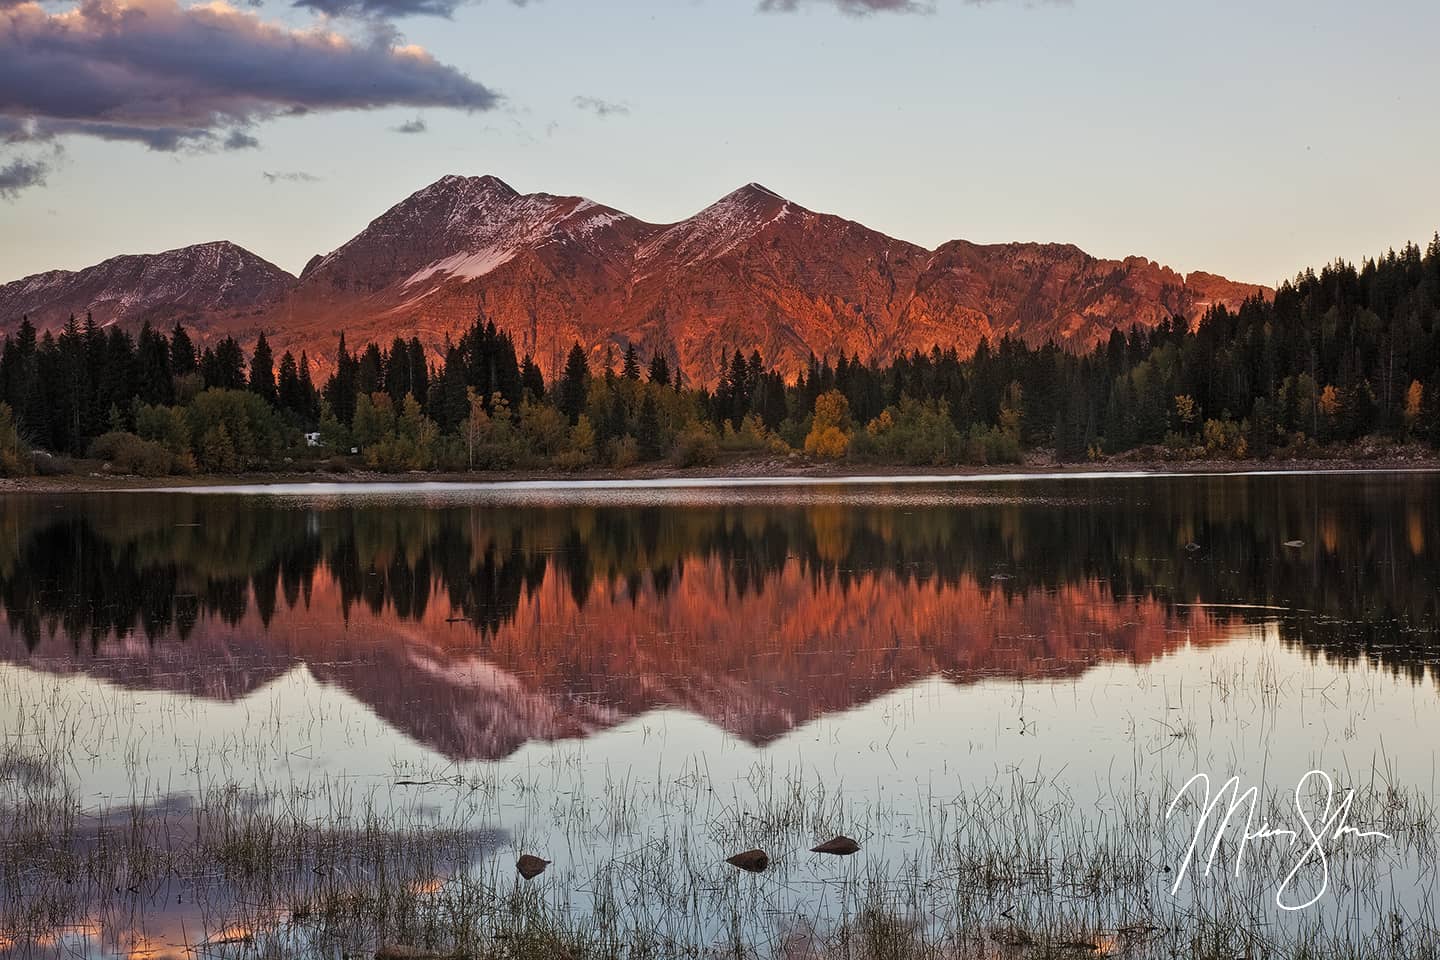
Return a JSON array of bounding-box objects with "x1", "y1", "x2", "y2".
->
[{"x1": 1, "y1": 473, "x2": 1436, "y2": 760}]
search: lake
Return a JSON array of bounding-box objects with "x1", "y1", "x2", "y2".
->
[{"x1": 1, "y1": 471, "x2": 1437, "y2": 958}]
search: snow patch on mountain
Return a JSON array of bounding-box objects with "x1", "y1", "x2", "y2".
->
[
  {"x1": 636, "y1": 183, "x2": 800, "y2": 268},
  {"x1": 397, "y1": 188, "x2": 645, "y2": 287},
  {"x1": 406, "y1": 248, "x2": 519, "y2": 286}
]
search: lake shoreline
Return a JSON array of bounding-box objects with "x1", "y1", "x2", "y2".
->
[{"x1": 4, "y1": 450, "x2": 1439, "y2": 492}]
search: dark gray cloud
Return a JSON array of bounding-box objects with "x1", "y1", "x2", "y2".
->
[
  {"x1": 263, "y1": 170, "x2": 320, "y2": 183},
  {"x1": 224, "y1": 129, "x2": 261, "y2": 150},
  {"x1": 0, "y1": 156, "x2": 49, "y2": 199},
  {"x1": 294, "y1": 0, "x2": 462, "y2": 17},
  {"x1": 573, "y1": 96, "x2": 630, "y2": 118},
  {"x1": 392, "y1": 116, "x2": 427, "y2": 134},
  {"x1": 760, "y1": 0, "x2": 1067, "y2": 12},
  {"x1": 0, "y1": 0, "x2": 500, "y2": 154},
  {"x1": 759, "y1": 0, "x2": 934, "y2": 12},
  {"x1": 1, "y1": 115, "x2": 211, "y2": 151},
  {"x1": 291, "y1": 0, "x2": 537, "y2": 20}
]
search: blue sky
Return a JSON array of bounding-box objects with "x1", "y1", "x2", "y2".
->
[{"x1": 2, "y1": 0, "x2": 1437, "y2": 286}]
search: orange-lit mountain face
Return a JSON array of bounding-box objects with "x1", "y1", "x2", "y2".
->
[
  {"x1": 0, "y1": 176, "x2": 1270, "y2": 384},
  {"x1": 0, "y1": 559, "x2": 1241, "y2": 761}
]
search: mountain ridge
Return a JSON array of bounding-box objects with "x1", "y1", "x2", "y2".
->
[{"x1": 0, "y1": 176, "x2": 1271, "y2": 384}]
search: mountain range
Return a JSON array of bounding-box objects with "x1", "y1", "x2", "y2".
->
[{"x1": 0, "y1": 175, "x2": 1270, "y2": 384}]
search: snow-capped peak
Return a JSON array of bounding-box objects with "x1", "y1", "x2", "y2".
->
[
  {"x1": 423, "y1": 174, "x2": 520, "y2": 200},
  {"x1": 637, "y1": 183, "x2": 800, "y2": 266}
]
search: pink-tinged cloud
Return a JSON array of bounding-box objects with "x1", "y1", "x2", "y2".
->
[{"x1": 0, "y1": 0, "x2": 500, "y2": 153}]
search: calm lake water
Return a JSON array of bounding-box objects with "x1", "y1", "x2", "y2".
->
[{"x1": 1, "y1": 471, "x2": 1437, "y2": 957}]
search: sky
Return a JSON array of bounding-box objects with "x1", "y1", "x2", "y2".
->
[{"x1": 1, "y1": 0, "x2": 1437, "y2": 287}]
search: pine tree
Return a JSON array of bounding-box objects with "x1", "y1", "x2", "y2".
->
[
  {"x1": 521, "y1": 354, "x2": 546, "y2": 400},
  {"x1": 386, "y1": 336, "x2": 411, "y2": 405},
  {"x1": 100, "y1": 327, "x2": 137, "y2": 427},
  {"x1": 638, "y1": 390, "x2": 662, "y2": 460},
  {"x1": 727, "y1": 349, "x2": 750, "y2": 425},
  {"x1": 648, "y1": 351, "x2": 671, "y2": 387},
  {"x1": 249, "y1": 333, "x2": 277, "y2": 406},
  {"x1": 324, "y1": 334, "x2": 358, "y2": 426},
  {"x1": 212, "y1": 337, "x2": 246, "y2": 390},
  {"x1": 55, "y1": 315, "x2": 85, "y2": 453},
  {"x1": 434, "y1": 344, "x2": 469, "y2": 432},
  {"x1": 136, "y1": 322, "x2": 173, "y2": 406},
  {"x1": 297, "y1": 352, "x2": 319, "y2": 422},
  {"x1": 277, "y1": 351, "x2": 302, "y2": 418},
  {"x1": 357, "y1": 343, "x2": 383, "y2": 396},
  {"x1": 170, "y1": 323, "x2": 198, "y2": 377},
  {"x1": 622, "y1": 344, "x2": 641, "y2": 381},
  {"x1": 559, "y1": 343, "x2": 590, "y2": 424},
  {"x1": 407, "y1": 338, "x2": 430, "y2": 409}
]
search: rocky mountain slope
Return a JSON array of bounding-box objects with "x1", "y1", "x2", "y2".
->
[
  {"x1": 0, "y1": 240, "x2": 294, "y2": 333},
  {"x1": 0, "y1": 177, "x2": 1269, "y2": 384}
]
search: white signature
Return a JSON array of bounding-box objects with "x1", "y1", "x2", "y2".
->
[{"x1": 1165, "y1": 770, "x2": 1392, "y2": 910}]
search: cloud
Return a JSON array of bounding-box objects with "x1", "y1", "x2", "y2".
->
[
  {"x1": 572, "y1": 96, "x2": 630, "y2": 119},
  {"x1": 291, "y1": 0, "x2": 537, "y2": 20},
  {"x1": 262, "y1": 170, "x2": 320, "y2": 183},
  {"x1": 392, "y1": 116, "x2": 427, "y2": 134},
  {"x1": 293, "y1": 0, "x2": 463, "y2": 17},
  {"x1": 758, "y1": 0, "x2": 934, "y2": 12},
  {"x1": 0, "y1": 0, "x2": 500, "y2": 154},
  {"x1": 0, "y1": 156, "x2": 49, "y2": 199},
  {"x1": 224, "y1": 129, "x2": 260, "y2": 150},
  {"x1": 758, "y1": 0, "x2": 1067, "y2": 13}
]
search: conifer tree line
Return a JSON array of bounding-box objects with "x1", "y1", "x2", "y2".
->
[{"x1": 1, "y1": 234, "x2": 1438, "y2": 476}]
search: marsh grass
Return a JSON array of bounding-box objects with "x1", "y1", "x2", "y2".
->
[
  {"x1": 2, "y1": 642, "x2": 1438, "y2": 959},
  {"x1": 2, "y1": 750, "x2": 1436, "y2": 960}
]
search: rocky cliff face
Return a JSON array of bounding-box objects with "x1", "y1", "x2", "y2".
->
[{"x1": 0, "y1": 177, "x2": 1269, "y2": 383}]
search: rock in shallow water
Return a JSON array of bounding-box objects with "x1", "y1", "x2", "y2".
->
[
  {"x1": 810, "y1": 835, "x2": 861, "y2": 856},
  {"x1": 725, "y1": 849, "x2": 769, "y2": 872},
  {"x1": 516, "y1": 854, "x2": 551, "y2": 879}
]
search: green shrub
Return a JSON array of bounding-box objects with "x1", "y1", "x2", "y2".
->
[
  {"x1": 962, "y1": 424, "x2": 1022, "y2": 466},
  {"x1": 0, "y1": 403, "x2": 32, "y2": 477},
  {"x1": 855, "y1": 397, "x2": 963, "y2": 465},
  {"x1": 89, "y1": 431, "x2": 174, "y2": 476},
  {"x1": 671, "y1": 422, "x2": 718, "y2": 467},
  {"x1": 31, "y1": 451, "x2": 71, "y2": 476},
  {"x1": 719, "y1": 415, "x2": 776, "y2": 453},
  {"x1": 186, "y1": 389, "x2": 284, "y2": 468},
  {"x1": 611, "y1": 434, "x2": 640, "y2": 468},
  {"x1": 519, "y1": 401, "x2": 570, "y2": 462},
  {"x1": 552, "y1": 416, "x2": 597, "y2": 472}
]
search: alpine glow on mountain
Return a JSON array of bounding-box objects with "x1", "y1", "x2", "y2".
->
[{"x1": 0, "y1": 175, "x2": 1269, "y2": 384}]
